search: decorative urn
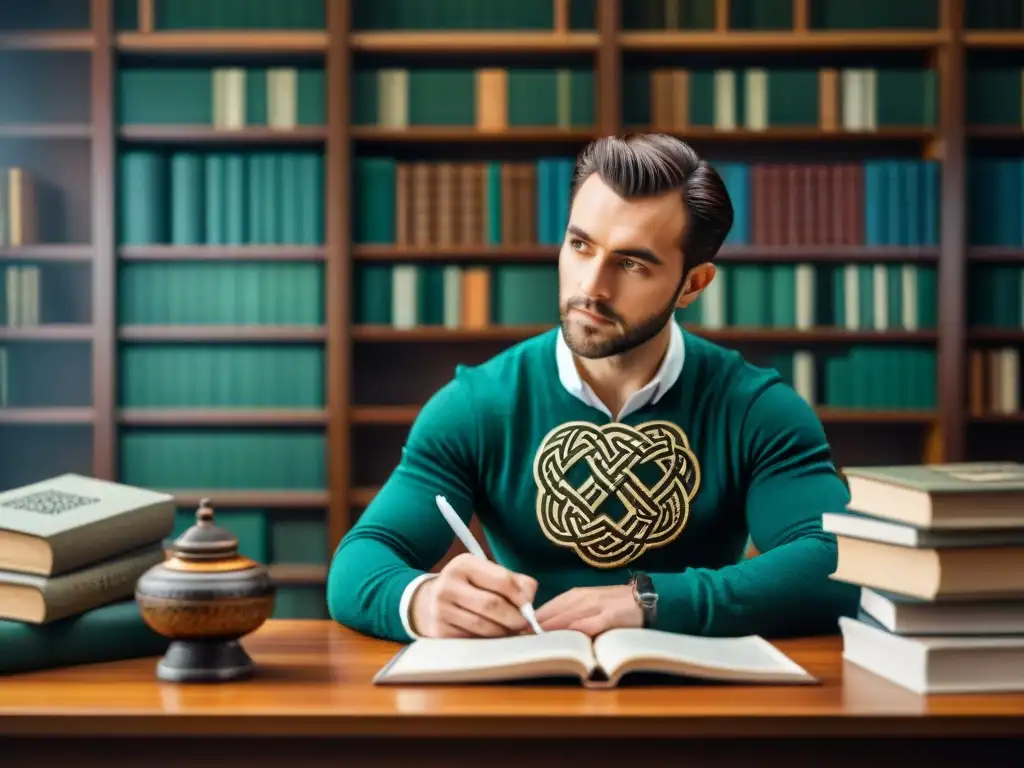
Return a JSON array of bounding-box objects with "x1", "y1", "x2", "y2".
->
[{"x1": 135, "y1": 498, "x2": 276, "y2": 683}]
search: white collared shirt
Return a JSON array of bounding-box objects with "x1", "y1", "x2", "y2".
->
[
  {"x1": 397, "y1": 321, "x2": 686, "y2": 637},
  {"x1": 555, "y1": 318, "x2": 685, "y2": 420}
]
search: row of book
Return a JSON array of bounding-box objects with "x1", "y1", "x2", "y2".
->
[
  {"x1": 102, "y1": 0, "x2": 976, "y2": 35},
  {"x1": 119, "y1": 344, "x2": 324, "y2": 409},
  {"x1": 354, "y1": 0, "x2": 591, "y2": 30},
  {"x1": 640, "y1": 67, "x2": 934, "y2": 133},
  {"x1": 354, "y1": 261, "x2": 938, "y2": 331},
  {"x1": 831, "y1": 461, "x2": 1024, "y2": 694},
  {"x1": 356, "y1": 67, "x2": 594, "y2": 130},
  {"x1": 356, "y1": 158, "x2": 573, "y2": 247},
  {"x1": 759, "y1": 347, "x2": 936, "y2": 410},
  {"x1": 354, "y1": 157, "x2": 942, "y2": 249},
  {"x1": 118, "y1": 149, "x2": 324, "y2": 247},
  {"x1": 621, "y1": 0, "x2": 940, "y2": 30},
  {"x1": 120, "y1": 429, "x2": 324, "y2": 491},
  {"x1": 118, "y1": 261, "x2": 323, "y2": 326},
  {"x1": 357, "y1": 64, "x2": 934, "y2": 131},
  {"x1": 0, "y1": 337, "x2": 946, "y2": 414},
  {"x1": 118, "y1": 0, "x2": 324, "y2": 30},
  {"x1": 968, "y1": 160, "x2": 1024, "y2": 247},
  {"x1": 969, "y1": 264, "x2": 1024, "y2": 328},
  {"x1": 0, "y1": 344, "x2": 93, "y2": 410},
  {"x1": 967, "y1": 69, "x2": 1024, "y2": 128},
  {"x1": 1, "y1": 265, "x2": 40, "y2": 327},
  {"x1": 118, "y1": 66, "x2": 324, "y2": 127},
  {"x1": 968, "y1": 348, "x2": 1021, "y2": 416}
]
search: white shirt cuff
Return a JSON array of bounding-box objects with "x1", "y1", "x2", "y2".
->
[{"x1": 399, "y1": 573, "x2": 438, "y2": 639}]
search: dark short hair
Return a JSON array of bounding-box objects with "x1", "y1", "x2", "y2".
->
[{"x1": 570, "y1": 133, "x2": 734, "y2": 270}]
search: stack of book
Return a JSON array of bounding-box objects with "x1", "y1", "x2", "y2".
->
[
  {"x1": 0, "y1": 473, "x2": 175, "y2": 675},
  {"x1": 826, "y1": 462, "x2": 1024, "y2": 694}
]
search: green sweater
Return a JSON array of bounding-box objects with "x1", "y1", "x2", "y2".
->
[{"x1": 327, "y1": 327, "x2": 860, "y2": 642}]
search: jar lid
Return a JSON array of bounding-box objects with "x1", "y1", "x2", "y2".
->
[{"x1": 170, "y1": 499, "x2": 238, "y2": 561}]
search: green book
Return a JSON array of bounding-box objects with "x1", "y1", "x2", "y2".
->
[{"x1": 0, "y1": 599, "x2": 169, "y2": 676}]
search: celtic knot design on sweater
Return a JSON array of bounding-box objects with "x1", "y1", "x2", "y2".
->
[{"x1": 532, "y1": 420, "x2": 701, "y2": 569}]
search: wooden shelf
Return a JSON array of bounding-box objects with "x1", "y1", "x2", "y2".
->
[
  {"x1": 119, "y1": 126, "x2": 327, "y2": 144},
  {"x1": 119, "y1": 245, "x2": 325, "y2": 261},
  {"x1": 619, "y1": 30, "x2": 947, "y2": 51},
  {"x1": 706, "y1": 246, "x2": 937, "y2": 262},
  {"x1": 968, "y1": 248, "x2": 1024, "y2": 262},
  {"x1": 626, "y1": 127, "x2": 936, "y2": 142},
  {"x1": 351, "y1": 245, "x2": 938, "y2": 263},
  {"x1": 352, "y1": 324, "x2": 553, "y2": 342},
  {"x1": 166, "y1": 490, "x2": 329, "y2": 508},
  {"x1": 0, "y1": 123, "x2": 91, "y2": 139},
  {"x1": 351, "y1": 405, "x2": 420, "y2": 425},
  {"x1": 348, "y1": 404, "x2": 935, "y2": 426},
  {"x1": 0, "y1": 31, "x2": 93, "y2": 50},
  {"x1": 353, "y1": 126, "x2": 932, "y2": 144},
  {"x1": 350, "y1": 30, "x2": 600, "y2": 52},
  {"x1": 269, "y1": 564, "x2": 327, "y2": 585},
  {"x1": 119, "y1": 408, "x2": 327, "y2": 426},
  {"x1": 350, "y1": 126, "x2": 596, "y2": 142},
  {"x1": 967, "y1": 127, "x2": 1024, "y2": 138},
  {"x1": 0, "y1": 244, "x2": 92, "y2": 262},
  {"x1": 351, "y1": 324, "x2": 938, "y2": 344},
  {"x1": 964, "y1": 31, "x2": 1024, "y2": 47},
  {"x1": 352, "y1": 244, "x2": 558, "y2": 262},
  {"x1": 0, "y1": 407, "x2": 94, "y2": 425},
  {"x1": 967, "y1": 329, "x2": 1024, "y2": 344},
  {"x1": 688, "y1": 327, "x2": 938, "y2": 344},
  {"x1": 970, "y1": 413, "x2": 1024, "y2": 424},
  {"x1": 118, "y1": 325, "x2": 327, "y2": 342},
  {"x1": 0, "y1": 324, "x2": 93, "y2": 341},
  {"x1": 816, "y1": 408, "x2": 936, "y2": 424},
  {"x1": 115, "y1": 30, "x2": 328, "y2": 53},
  {"x1": 337, "y1": 407, "x2": 917, "y2": 440}
]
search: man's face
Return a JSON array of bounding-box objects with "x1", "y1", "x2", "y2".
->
[{"x1": 558, "y1": 174, "x2": 710, "y2": 359}]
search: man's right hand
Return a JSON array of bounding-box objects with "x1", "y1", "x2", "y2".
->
[{"x1": 409, "y1": 553, "x2": 538, "y2": 638}]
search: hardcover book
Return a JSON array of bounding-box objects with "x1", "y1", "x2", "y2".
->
[
  {"x1": 842, "y1": 462, "x2": 1024, "y2": 529},
  {"x1": 0, "y1": 474, "x2": 175, "y2": 576}
]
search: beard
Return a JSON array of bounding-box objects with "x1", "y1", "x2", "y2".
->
[{"x1": 559, "y1": 290, "x2": 679, "y2": 359}]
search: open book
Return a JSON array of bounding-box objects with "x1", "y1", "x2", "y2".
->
[{"x1": 372, "y1": 628, "x2": 817, "y2": 688}]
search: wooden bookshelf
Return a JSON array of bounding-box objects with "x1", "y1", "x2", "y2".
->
[
  {"x1": 1, "y1": 0, "x2": 1005, "y2": 607},
  {"x1": 349, "y1": 31, "x2": 601, "y2": 53},
  {"x1": 115, "y1": 30, "x2": 329, "y2": 53},
  {"x1": 618, "y1": 30, "x2": 948, "y2": 51}
]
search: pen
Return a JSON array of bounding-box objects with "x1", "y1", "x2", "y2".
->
[{"x1": 434, "y1": 494, "x2": 544, "y2": 634}]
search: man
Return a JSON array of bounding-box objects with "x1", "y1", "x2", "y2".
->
[{"x1": 327, "y1": 133, "x2": 860, "y2": 642}]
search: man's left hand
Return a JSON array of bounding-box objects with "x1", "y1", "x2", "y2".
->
[{"x1": 534, "y1": 585, "x2": 643, "y2": 636}]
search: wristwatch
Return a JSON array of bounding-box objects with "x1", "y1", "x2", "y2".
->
[{"x1": 629, "y1": 571, "x2": 658, "y2": 628}]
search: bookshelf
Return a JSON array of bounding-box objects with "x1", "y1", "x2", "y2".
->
[{"x1": 0, "y1": 0, "x2": 1010, "y2": 618}]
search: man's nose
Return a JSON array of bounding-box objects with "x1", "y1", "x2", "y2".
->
[{"x1": 578, "y1": 255, "x2": 613, "y2": 299}]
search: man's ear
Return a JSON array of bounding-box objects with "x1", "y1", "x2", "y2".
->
[{"x1": 675, "y1": 263, "x2": 716, "y2": 309}]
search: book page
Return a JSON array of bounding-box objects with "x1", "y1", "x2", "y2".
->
[
  {"x1": 373, "y1": 629, "x2": 597, "y2": 685},
  {"x1": 592, "y1": 628, "x2": 816, "y2": 685}
]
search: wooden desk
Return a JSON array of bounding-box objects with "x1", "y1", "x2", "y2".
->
[{"x1": 1, "y1": 620, "x2": 1021, "y2": 767}]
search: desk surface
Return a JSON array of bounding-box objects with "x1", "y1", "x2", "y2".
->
[{"x1": 0, "y1": 620, "x2": 1021, "y2": 739}]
